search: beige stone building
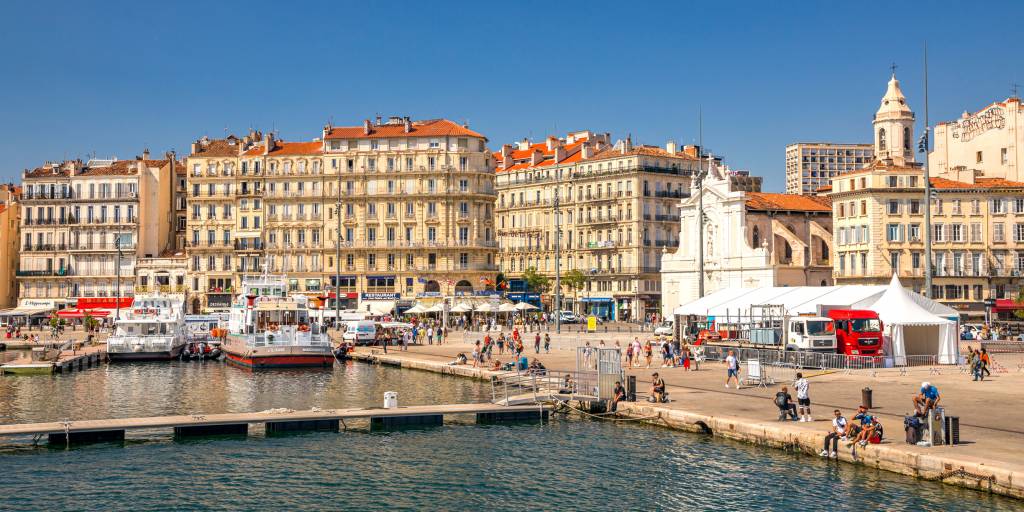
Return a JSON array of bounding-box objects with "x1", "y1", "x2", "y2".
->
[
  {"x1": 829, "y1": 75, "x2": 1024, "y2": 317},
  {"x1": 785, "y1": 142, "x2": 873, "y2": 195},
  {"x1": 18, "y1": 154, "x2": 175, "y2": 306},
  {"x1": 185, "y1": 117, "x2": 497, "y2": 314},
  {"x1": 494, "y1": 131, "x2": 698, "y2": 321},
  {"x1": 930, "y1": 96, "x2": 1023, "y2": 181},
  {"x1": 0, "y1": 185, "x2": 21, "y2": 309}
]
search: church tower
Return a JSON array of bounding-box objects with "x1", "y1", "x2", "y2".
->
[{"x1": 873, "y1": 72, "x2": 916, "y2": 165}]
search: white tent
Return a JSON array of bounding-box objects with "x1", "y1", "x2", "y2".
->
[
  {"x1": 514, "y1": 302, "x2": 539, "y2": 311},
  {"x1": 403, "y1": 304, "x2": 427, "y2": 314},
  {"x1": 475, "y1": 303, "x2": 496, "y2": 313},
  {"x1": 497, "y1": 303, "x2": 517, "y2": 313},
  {"x1": 449, "y1": 303, "x2": 473, "y2": 313},
  {"x1": 425, "y1": 303, "x2": 445, "y2": 313},
  {"x1": 868, "y1": 275, "x2": 957, "y2": 365}
]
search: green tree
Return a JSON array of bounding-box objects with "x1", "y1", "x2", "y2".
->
[
  {"x1": 1015, "y1": 289, "x2": 1024, "y2": 321},
  {"x1": 561, "y1": 269, "x2": 587, "y2": 312},
  {"x1": 83, "y1": 312, "x2": 99, "y2": 332},
  {"x1": 521, "y1": 267, "x2": 550, "y2": 294}
]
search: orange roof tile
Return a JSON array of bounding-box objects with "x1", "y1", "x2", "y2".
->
[
  {"x1": 191, "y1": 136, "x2": 245, "y2": 157},
  {"x1": 929, "y1": 177, "x2": 1024, "y2": 190},
  {"x1": 586, "y1": 145, "x2": 697, "y2": 162},
  {"x1": 243, "y1": 141, "x2": 324, "y2": 157},
  {"x1": 324, "y1": 118, "x2": 485, "y2": 140},
  {"x1": 745, "y1": 192, "x2": 831, "y2": 212}
]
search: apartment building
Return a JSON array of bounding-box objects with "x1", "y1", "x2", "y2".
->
[
  {"x1": 785, "y1": 142, "x2": 873, "y2": 194},
  {"x1": 18, "y1": 154, "x2": 174, "y2": 306},
  {"x1": 930, "y1": 96, "x2": 1023, "y2": 181},
  {"x1": 829, "y1": 74, "x2": 1024, "y2": 317},
  {"x1": 0, "y1": 185, "x2": 21, "y2": 309},
  {"x1": 185, "y1": 117, "x2": 497, "y2": 314},
  {"x1": 494, "y1": 131, "x2": 698, "y2": 321}
]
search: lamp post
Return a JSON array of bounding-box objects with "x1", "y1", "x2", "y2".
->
[
  {"x1": 920, "y1": 45, "x2": 934, "y2": 298},
  {"x1": 115, "y1": 239, "x2": 123, "y2": 321},
  {"x1": 335, "y1": 167, "x2": 343, "y2": 330},
  {"x1": 554, "y1": 186, "x2": 562, "y2": 334}
]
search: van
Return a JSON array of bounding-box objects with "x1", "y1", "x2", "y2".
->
[{"x1": 343, "y1": 320, "x2": 376, "y2": 345}]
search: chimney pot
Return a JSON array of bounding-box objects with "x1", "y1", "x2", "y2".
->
[
  {"x1": 404, "y1": 117, "x2": 412, "y2": 133},
  {"x1": 363, "y1": 119, "x2": 372, "y2": 135}
]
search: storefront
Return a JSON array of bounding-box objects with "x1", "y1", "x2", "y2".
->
[
  {"x1": 578, "y1": 297, "x2": 614, "y2": 320},
  {"x1": 993, "y1": 299, "x2": 1024, "y2": 322},
  {"x1": 0, "y1": 299, "x2": 58, "y2": 327}
]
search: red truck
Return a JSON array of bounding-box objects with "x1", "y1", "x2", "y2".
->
[{"x1": 826, "y1": 309, "x2": 883, "y2": 356}]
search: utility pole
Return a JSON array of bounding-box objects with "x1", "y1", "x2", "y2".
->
[
  {"x1": 696, "y1": 108, "x2": 706, "y2": 298},
  {"x1": 554, "y1": 184, "x2": 562, "y2": 334},
  {"x1": 921, "y1": 44, "x2": 934, "y2": 298},
  {"x1": 335, "y1": 163, "x2": 343, "y2": 329},
  {"x1": 115, "y1": 241, "x2": 122, "y2": 321}
]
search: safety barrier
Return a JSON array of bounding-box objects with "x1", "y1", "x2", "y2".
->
[{"x1": 701, "y1": 345, "x2": 952, "y2": 376}]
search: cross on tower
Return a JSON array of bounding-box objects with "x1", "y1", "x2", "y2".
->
[{"x1": 890, "y1": 62, "x2": 898, "y2": 77}]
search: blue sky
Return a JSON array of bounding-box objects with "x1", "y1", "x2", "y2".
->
[{"x1": 1, "y1": 1, "x2": 1021, "y2": 191}]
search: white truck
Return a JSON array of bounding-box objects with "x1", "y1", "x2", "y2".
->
[{"x1": 721, "y1": 305, "x2": 837, "y2": 352}]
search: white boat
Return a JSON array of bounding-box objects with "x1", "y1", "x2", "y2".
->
[
  {"x1": 221, "y1": 274, "x2": 333, "y2": 369},
  {"x1": 106, "y1": 295, "x2": 188, "y2": 361}
]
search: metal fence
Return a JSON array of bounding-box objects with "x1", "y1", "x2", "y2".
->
[
  {"x1": 963, "y1": 341, "x2": 1024, "y2": 354},
  {"x1": 701, "y1": 345, "x2": 952, "y2": 375}
]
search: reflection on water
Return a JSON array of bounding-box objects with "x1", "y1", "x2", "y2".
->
[{"x1": 0, "y1": 362, "x2": 1019, "y2": 511}]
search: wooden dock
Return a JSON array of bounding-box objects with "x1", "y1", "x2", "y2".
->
[
  {"x1": 0, "y1": 344, "x2": 106, "y2": 375},
  {"x1": 0, "y1": 403, "x2": 552, "y2": 444}
]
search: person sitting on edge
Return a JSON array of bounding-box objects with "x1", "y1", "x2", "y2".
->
[
  {"x1": 560, "y1": 374, "x2": 576, "y2": 394},
  {"x1": 820, "y1": 409, "x2": 848, "y2": 458},
  {"x1": 649, "y1": 372, "x2": 667, "y2": 403},
  {"x1": 774, "y1": 386, "x2": 798, "y2": 421},
  {"x1": 851, "y1": 414, "x2": 880, "y2": 447},
  {"x1": 611, "y1": 381, "x2": 626, "y2": 412},
  {"x1": 913, "y1": 382, "x2": 941, "y2": 416},
  {"x1": 490, "y1": 360, "x2": 502, "y2": 371},
  {"x1": 847, "y1": 405, "x2": 874, "y2": 446}
]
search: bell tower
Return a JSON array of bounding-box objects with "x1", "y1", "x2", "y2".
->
[{"x1": 873, "y1": 69, "x2": 916, "y2": 165}]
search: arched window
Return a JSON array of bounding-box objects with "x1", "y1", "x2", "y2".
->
[
  {"x1": 878, "y1": 128, "x2": 887, "y2": 150},
  {"x1": 752, "y1": 226, "x2": 760, "y2": 248},
  {"x1": 784, "y1": 241, "x2": 793, "y2": 261},
  {"x1": 903, "y1": 127, "x2": 911, "y2": 150}
]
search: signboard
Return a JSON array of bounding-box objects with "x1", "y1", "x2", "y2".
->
[
  {"x1": 19, "y1": 299, "x2": 56, "y2": 308},
  {"x1": 587, "y1": 316, "x2": 597, "y2": 332},
  {"x1": 206, "y1": 294, "x2": 232, "y2": 308},
  {"x1": 951, "y1": 106, "x2": 1006, "y2": 142},
  {"x1": 361, "y1": 292, "x2": 400, "y2": 301},
  {"x1": 587, "y1": 240, "x2": 616, "y2": 249}
]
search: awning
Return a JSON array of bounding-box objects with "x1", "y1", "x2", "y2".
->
[
  {"x1": 77, "y1": 297, "x2": 133, "y2": 309},
  {"x1": 366, "y1": 301, "x2": 396, "y2": 315},
  {"x1": 0, "y1": 306, "x2": 54, "y2": 317},
  {"x1": 994, "y1": 299, "x2": 1024, "y2": 311},
  {"x1": 57, "y1": 308, "x2": 111, "y2": 318}
]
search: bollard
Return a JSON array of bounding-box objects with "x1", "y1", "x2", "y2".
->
[
  {"x1": 626, "y1": 375, "x2": 637, "y2": 402},
  {"x1": 861, "y1": 387, "x2": 872, "y2": 409}
]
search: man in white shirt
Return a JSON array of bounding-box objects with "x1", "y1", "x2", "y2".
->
[
  {"x1": 820, "y1": 409, "x2": 847, "y2": 458},
  {"x1": 794, "y1": 372, "x2": 811, "y2": 422},
  {"x1": 725, "y1": 350, "x2": 741, "y2": 389}
]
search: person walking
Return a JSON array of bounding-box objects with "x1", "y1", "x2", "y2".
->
[
  {"x1": 643, "y1": 340, "x2": 653, "y2": 369},
  {"x1": 625, "y1": 342, "x2": 634, "y2": 368},
  {"x1": 725, "y1": 350, "x2": 741, "y2": 389},
  {"x1": 543, "y1": 333, "x2": 550, "y2": 353},
  {"x1": 631, "y1": 338, "x2": 641, "y2": 369},
  {"x1": 426, "y1": 326, "x2": 434, "y2": 346},
  {"x1": 980, "y1": 348, "x2": 992, "y2": 378},
  {"x1": 497, "y1": 333, "x2": 505, "y2": 355},
  {"x1": 534, "y1": 332, "x2": 541, "y2": 354},
  {"x1": 795, "y1": 372, "x2": 812, "y2": 422},
  {"x1": 583, "y1": 342, "x2": 593, "y2": 368}
]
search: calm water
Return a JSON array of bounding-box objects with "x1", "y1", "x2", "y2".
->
[{"x1": 0, "y1": 361, "x2": 1018, "y2": 511}]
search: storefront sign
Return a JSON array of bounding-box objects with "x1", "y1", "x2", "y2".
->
[
  {"x1": 951, "y1": 106, "x2": 1006, "y2": 142},
  {"x1": 361, "y1": 292, "x2": 400, "y2": 301},
  {"x1": 19, "y1": 299, "x2": 56, "y2": 308},
  {"x1": 587, "y1": 240, "x2": 616, "y2": 249},
  {"x1": 206, "y1": 294, "x2": 232, "y2": 308},
  {"x1": 416, "y1": 292, "x2": 442, "y2": 298}
]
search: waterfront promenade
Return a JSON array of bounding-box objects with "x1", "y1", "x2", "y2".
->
[{"x1": 349, "y1": 339, "x2": 1024, "y2": 498}]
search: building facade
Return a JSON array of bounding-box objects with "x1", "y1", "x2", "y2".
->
[
  {"x1": 661, "y1": 163, "x2": 833, "y2": 317},
  {"x1": 930, "y1": 96, "x2": 1023, "y2": 182},
  {"x1": 185, "y1": 117, "x2": 497, "y2": 314},
  {"x1": 0, "y1": 185, "x2": 21, "y2": 308},
  {"x1": 18, "y1": 154, "x2": 174, "y2": 307},
  {"x1": 830, "y1": 75, "x2": 1024, "y2": 317},
  {"x1": 495, "y1": 131, "x2": 698, "y2": 321},
  {"x1": 785, "y1": 142, "x2": 873, "y2": 195}
]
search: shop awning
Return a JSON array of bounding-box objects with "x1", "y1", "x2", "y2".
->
[
  {"x1": 57, "y1": 308, "x2": 111, "y2": 318},
  {"x1": 366, "y1": 301, "x2": 396, "y2": 315},
  {"x1": 994, "y1": 299, "x2": 1024, "y2": 311}
]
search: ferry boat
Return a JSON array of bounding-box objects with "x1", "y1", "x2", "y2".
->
[
  {"x1": 221, "y1": 274, "x2": 333, "y2": 369},
  {"x1": 106, "y1": 295, "x2": 188, "y2": 361}
]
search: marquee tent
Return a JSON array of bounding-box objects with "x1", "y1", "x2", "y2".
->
[{"x1": 868, "y1": 275, "x2": 957, "y2": 365}]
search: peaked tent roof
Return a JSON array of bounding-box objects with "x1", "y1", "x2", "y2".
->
[{"x1": 864, "y1": 275, "x2": 953, "y2": 326}]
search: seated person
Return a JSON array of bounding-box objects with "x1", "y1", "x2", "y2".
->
[
  {"x1": 820, "y1": 409, "x2": 848, "y2": 458},
  {"x1": 527, "y1": 359, "x2": 547, "y2": 375},
  {"x1": 913, "y1": 382, "x2": 941, "y2": 416},
  {"x1": 848, "y1": 405, "x2": 877, "y2": 446},
  {"x1": 649, "y1": 372, "x2": 667, "y2": 403},
  {"x1": 560, "y1": 374, "x2": 576, "y2": 394},
  {"x1": 490, "y1": 360, "x2": 502, "y2": 371},
  {"x1": 611, "y1": 381, "x2": 626, "y2": 412},
  {"x1": 450, "y1": 353, "x2": 468, "y2": 365},
  {"x1": 774, "y1": 386, "x2": 798, "y2": 421}
]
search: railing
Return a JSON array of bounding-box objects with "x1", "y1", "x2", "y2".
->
[
  {"x1": 16, "y1": 268, "x2": 72, "y2": 277},
  {"x1": 107, "y1": 336, "x2": 177, "y2": 354},
  {"x1": 701, "y1": 345, "x2": 956, "y2": 374}
]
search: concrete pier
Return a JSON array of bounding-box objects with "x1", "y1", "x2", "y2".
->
[
  {"x1": 370, "y1": 414, "x2": 443, "y2": 430},
  {"x1": 1, "y1": 345, "x2": 106, "y2": 375}
]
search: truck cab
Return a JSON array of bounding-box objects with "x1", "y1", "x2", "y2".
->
[
  {"x1": 826, "y1": 309, "x2": 883, "y2": 356},
  {"x1": 786, "y1": 316, "x2": 836, "y2": 352}
]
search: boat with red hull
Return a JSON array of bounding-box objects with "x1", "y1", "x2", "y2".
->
[{"x1": 222, "y1": 273, "x2": 334, "y2": 370}]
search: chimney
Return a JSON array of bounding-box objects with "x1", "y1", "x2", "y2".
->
[
  {"x1": 363, "y1": 119, "x2": 372, "y2": 135},
  {"x1": 263, "y1": 132, "x2": 275, "y2": 155},
  {"x1": 530, "y1": 149, "x2": 543, "y2": 166},
  {"x1": 554, "y1": 145, "x2": 566, "y2": 163},
  {"x1": 323, "y1": 124, "x2": 331, "y2": 139},
  {"x1": 545, "y1": 136, "x2": 559, "y2": 151},
  {"x1": 666, "y1": 141, "x2": 678, "y2": 154},
  {"x1": 517, "y1": 138, "x2": 531, "y2": 151},
  {"x1": 500, "y1": 144, "x2": 513, "y2": 158},
  {"x1": 404, "y1": 116, "x2": 412, "y2": 133},
  {"x1": 375, "y1": 115, "x2": 382, "y2": 126},
  {"x1": 502, "y1": 154, "x2": 512, "y2": 169},
  {"x1": 581, "y1": 141, "x2": 594, "y2": 159},
  {"x1": 141, "y1": 148, "x2": 150, "y2": 160},
  {"x1": 190, "y1": 141, "x2": 198, "y2": 155},
  {"x1": 683, "y1": 145, "x2": 699, "y2": 158}
]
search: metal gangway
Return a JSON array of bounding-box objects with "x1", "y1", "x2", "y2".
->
[{"x1": 491, "y1": 347, "x2": 623, "y2": 406}]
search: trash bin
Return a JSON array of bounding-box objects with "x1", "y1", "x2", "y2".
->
[
  {"x1": 384, "y1": 391, "x2": 398, "y2": 409},
  {"x1": 861, "y1": 387, "x2": 873, "y2": 409}
]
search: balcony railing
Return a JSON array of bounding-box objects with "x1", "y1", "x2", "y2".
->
[{"x1": 16, "y1": 268, "x2": 72, "y2": 277}]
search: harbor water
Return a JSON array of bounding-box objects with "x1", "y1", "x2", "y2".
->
[{"x1": 0, "y1": 361, "x2": 1018, "y2": 511}]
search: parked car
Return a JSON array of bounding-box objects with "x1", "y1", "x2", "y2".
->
[
  {"x1": 558, "y1": 311, "x2": 578, "y2": 324},
  {"x1": 654, "y1": 321, "x2": 674, "y2": 337}
]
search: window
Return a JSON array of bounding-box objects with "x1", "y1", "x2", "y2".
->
[
  {"x1": 933, "y1": 223, "x2": 944, "y2": 242},
  {"x1": 912, "y1": 252, "x2": 921, "y2": 270},
  {"x1": 1015, "y1": 224, "x2": 1024, "y2": 243},
  {"x1": 994, "y1": 223, "x2": 1005, "y2": 243},
  {"x1": 970, "y1": 223, "x2": 982, "y2": 243},
  {"x1": 1015, "y1": 198, "x2": 1024, "y2": 214},
  {"x1": 991, "y1": 198, "x2": 1006, "y2": 214},
  {"x1": 890, "y1": 251, "x2": 900, "y2": 273},
  {"x1": 909, "y1": 199, "x2": 921, "y2": 215},
  {"x1": 878, "y1": 128, "x2": 886, "y2": 150},
  {"x1": 887, "y1": 200, "x2": 900, "y2": 215},
  {"x1": 1002, "y1": 147, "x2": 1009, "y2": 165},
  {"x1": 950, "y1": 224, "x2": 963, "y2": 242},
  {"x1": 976, "y1": 151, "x2": 983, "y2": 164},
  {"x1": 886, "y1": 224, "x2": 902, "y2": 242}
]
